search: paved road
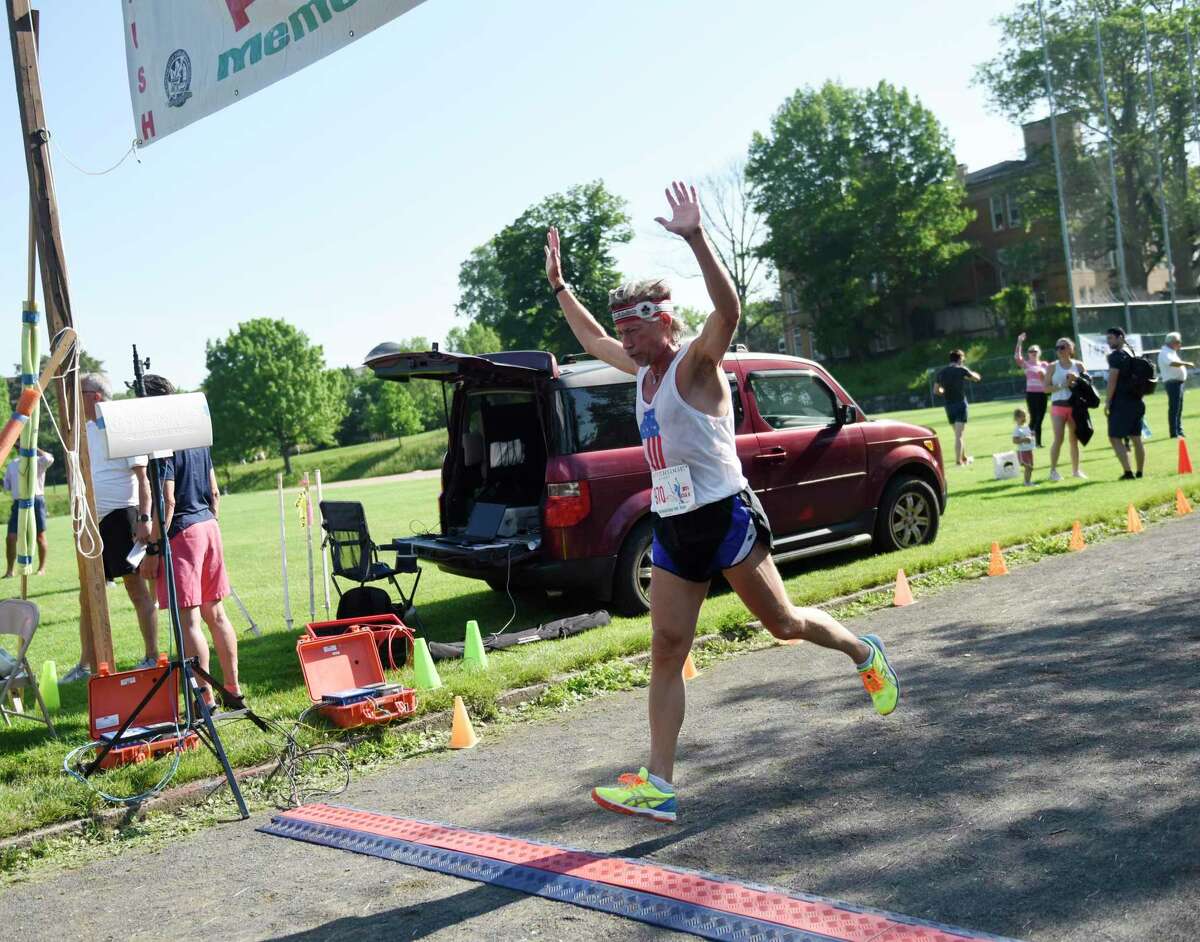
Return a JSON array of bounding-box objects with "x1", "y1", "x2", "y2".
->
[{"x1": 4, "y1": 515, "x2": 1199, "y2": 941}]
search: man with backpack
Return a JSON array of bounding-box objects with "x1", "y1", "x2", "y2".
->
[{"x1": 1105, "y1": 326, "x2": 1152, "y2": 480}]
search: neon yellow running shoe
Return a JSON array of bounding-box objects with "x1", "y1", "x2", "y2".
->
[
  {"x1": 591, "y1": 768, "x2": 677, "y2": 823},
  {"x1": 858, "y1": 634, "x2": 899, "y2": 716}
]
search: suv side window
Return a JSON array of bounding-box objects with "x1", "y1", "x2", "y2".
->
[
  {"x1": 558, "y1": 384, "x2": 641, "y2": 453},
  {"x1": 747, "y1": 371, "x2": 838, "y2": 429},
  {"x1": 726, "y1": 372, "x2": 744, "y2": 427}
]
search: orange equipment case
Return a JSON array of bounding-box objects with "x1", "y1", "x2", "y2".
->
[
  {"x1": 304, "y1": 613, "x2": 415, "y2": 670},
  {"x1": 296, "y1": 627, "x2": 416, "y2": 728},
  {"x1": 87, "y1": 655, "x2": 199, "y2": 770}
]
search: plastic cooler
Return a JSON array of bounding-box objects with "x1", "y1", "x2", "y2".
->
[
  {"x1": 304, "y1": 613, "x2": 414, "y2": 670},
  {"x1": 297, "y1": 627, "x2": 416, "y2": 728},
  {"x1": 87, "y1": 655, "x2": 199, "y2": 769}
]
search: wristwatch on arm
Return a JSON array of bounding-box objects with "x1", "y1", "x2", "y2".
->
[{"x1": 553, "y1": 282, "x2": 570, "y2": 297}]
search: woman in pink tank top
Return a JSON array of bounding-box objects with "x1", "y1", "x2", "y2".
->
[{"x1": 1015, "y1": 332, "x2": 1049, "y2": 446}]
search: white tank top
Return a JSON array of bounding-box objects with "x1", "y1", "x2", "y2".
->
[
  {"x1": 634, "y1": 342, "x2": 748, "y2": 511},
  {"x1": 1051, "y1": 360, "x2": 1080, "y2": 403}
]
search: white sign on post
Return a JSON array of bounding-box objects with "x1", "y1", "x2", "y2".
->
[
  {"x1": 123, "y1": 0, "x2": 427, "y2": 146},
  {"x1": 1079, "y1": 333, "x2": 1143, "y2": 374}
]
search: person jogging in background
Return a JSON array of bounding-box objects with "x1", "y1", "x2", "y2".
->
[
  {"x1": 935, "y1": 350, "x2": 981, "y2": 466},
  {"x1": 545, "y1": 181, "x2": 898, "y2": 824},
  {"x1": 1015, "y1": 333, "x2": 1049, "y2": 447}
]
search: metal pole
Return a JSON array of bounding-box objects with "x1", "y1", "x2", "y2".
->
[
  {"x1": 302, "y1": 471, "x2": 316, "y2": 623},
  {"x1": 1185, "y1": 0, "x2": 1200, "y2": 165},
  {"x1": 1142, "y1": 14, "x2": 1179, "y2": 333},
  {"x1": 1095, "y1": 14, "x2": 1132, "y2": 332},
  {"x1": 315, "y1": 469, "x2": 331, "y2": 620},
  {"x1": 1037, "y1": 0, "x2": 1080, "y2": 342},
  {"x1": 277, "y1": 472, "x2": 293, "y2": 632}
]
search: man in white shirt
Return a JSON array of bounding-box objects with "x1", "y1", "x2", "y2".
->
[
  {"x1": 60, "y1": 373, "x2": 159, "y2": 683},
  {"x1": 1157, "y1": 332, "x2": 1193, "y2": 439},
  {"x1": 2, "y1": 447, "x2": 53, "y2": 577}
]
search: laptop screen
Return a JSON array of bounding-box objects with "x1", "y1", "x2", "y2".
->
[{"x1": 465, "y1": 502, "x2": 506, "y2": 541}]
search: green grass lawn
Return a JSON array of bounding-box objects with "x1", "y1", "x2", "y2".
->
[{"x1": 2, "y1": 395, "x2": 1197, "y2": 840}]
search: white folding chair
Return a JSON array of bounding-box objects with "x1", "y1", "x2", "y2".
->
[{"x1": 0, "y1": 599, "x2": 56, "y2": 737}]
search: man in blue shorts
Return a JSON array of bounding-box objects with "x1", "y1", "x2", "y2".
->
[
  {"x1": 545, "y1": 182, "x2": 899, "y2": 824},
  {"x1": 935, "y1": 349, "x2": 981, "y2": 466},
  {"x1": 3, "y1": 447, "x2": 53, "y2": 577}
]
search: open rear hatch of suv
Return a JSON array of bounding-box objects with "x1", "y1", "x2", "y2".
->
[{"x1": 364, "y1": 344, "x2": 558, "y2": 572}]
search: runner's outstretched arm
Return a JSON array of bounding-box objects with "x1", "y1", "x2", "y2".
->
[
  {"x1": 656, "y1": 181, "x2": 740, "y2": 365},
  {"x1": 545, "y1": 227, "x2": 637, "y2": 375}
]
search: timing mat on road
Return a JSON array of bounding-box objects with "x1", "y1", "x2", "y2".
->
[{"x1": 259, "y1": 804, "x2": 1022, "y2": 942}]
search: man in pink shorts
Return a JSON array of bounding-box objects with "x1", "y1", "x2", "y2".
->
[{"x1": 139, "y1": 375, "x2": 240, "y2": 704}]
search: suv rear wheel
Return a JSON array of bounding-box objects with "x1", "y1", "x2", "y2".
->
[
  {"x1": 874, "y1": 474, "x2": 940, "y2": 552},
  {"x1": 612, "y1": 518, "x2": 654, "y2": 615}
]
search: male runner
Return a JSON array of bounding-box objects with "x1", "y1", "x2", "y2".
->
[{"x1": 545, "y1": 181, "x2": 899, "y2": 824}]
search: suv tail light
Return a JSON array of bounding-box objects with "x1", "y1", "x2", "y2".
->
[{"x1": 544, "y1": 481, "x2": 591, "y2": 527}]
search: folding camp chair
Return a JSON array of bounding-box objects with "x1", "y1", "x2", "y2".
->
[
  {"x1": 319, "y1": 501, "x2": 421, "y2": 623},
  {"x1": 0, "y1": 598, "x2": 55, "y2": 737}
]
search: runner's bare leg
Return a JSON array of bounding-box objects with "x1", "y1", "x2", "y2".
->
[
  {"x1": 647, "y1": 566, "x2": 708, "y2": 783},
  {"x1": 723, "y1": 544, "x2": 871, "y2": 662}
]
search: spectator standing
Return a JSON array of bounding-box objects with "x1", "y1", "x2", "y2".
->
[
  {"x1": 935, "y1": 349, "x2": 981, "y2": 466},
  {"x1": 1015, "y1": 332, "x2": 1049, "y2": 446},
  {"x1": 1105, "y1": 327, "x2": 1147, "y2": 480},
  {"x1": 139, "y1": 375, "x2": 240, "y2": 705},
  {"x1": 1012, "y1": 408, "x2": 1037, "y2": 486},
  {"x1": 1044, "y1": 337, "x2": 1086, "y2": 481},
  {"x1": 2, "y1": 447, "x2": 53, "y2": 577},
  {"x1": 62, "y1": 374, "x2": 160, "y2": 684},
  {"x1": 1157, "y1": 332, "x2": 1192, "y2": 439}
]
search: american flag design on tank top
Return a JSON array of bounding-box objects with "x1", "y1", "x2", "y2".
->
[{"x1": 640, "y1": 408, "x2": 668, "y2": 471}]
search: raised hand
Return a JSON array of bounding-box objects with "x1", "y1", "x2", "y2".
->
[
  {"x1": 1018, "y1": 332, "x2": 1027, "y2": 342},
  {"x1": 654, "y1": 181, "x2": 701, "y2": 238},
  {"x1": 545, "y1": 227, "x2": 563, "y2": 287}
]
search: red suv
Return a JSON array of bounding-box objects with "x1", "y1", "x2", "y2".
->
[{"x1": 367, "y1": 344, "x2": 947, "y2": 614}]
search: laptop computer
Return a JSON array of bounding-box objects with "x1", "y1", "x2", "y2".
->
[
  {"x1": 322, "y1": 684, "x2": 404, "y2": 707},
  {"x1": 463, "y1": 502, "x2": 506, "y2": 544}
]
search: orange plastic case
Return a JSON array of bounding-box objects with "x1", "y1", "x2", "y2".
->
[
  {"x1": 87, "y1": 656, "x2": 199, "y2": 769},
  {"x1": 304, "y1": 613, "x2": 415, "y2": 670},
  {"x1": 296, "y1": 627, "x2": 416, "y2": 728}
]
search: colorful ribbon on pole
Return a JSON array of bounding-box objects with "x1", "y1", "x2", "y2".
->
[{"x1": 15, "y1": 301, "x2": 40, "y2": 575}]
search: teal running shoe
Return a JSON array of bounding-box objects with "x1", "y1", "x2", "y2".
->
[
  {"x1": 591, "y1": 768, "x2": 677, "y2": 823},
  {"x1": 858, "y1": 634, "x2": 899, "y2": 715}
]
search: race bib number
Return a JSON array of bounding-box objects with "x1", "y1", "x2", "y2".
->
[{"x1": 651, "y1": 464, "x2": 695, "y2": 518}]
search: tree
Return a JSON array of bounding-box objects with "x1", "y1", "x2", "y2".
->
[
  {"x1": 367, "y1": 381, "x2": 422, "y2": 441},
  {"x1": 747, "y1": 80, "x2": 973, "y2": 358},
  {"x1": 204, "y1": 318, "x2": 346, "y2": 472},
  {"x1": 701, "y1": 160, "x2": 776, "y2": 344},
  {"x1": 976, "y1": 1, "x2": 1200, "y2": 296},
  {"x1": 445, "y1": 321, "x2": 501, "y2": 355},
  {"x1": 455, "y1": 181, "x2": 632, "y2": 354}
]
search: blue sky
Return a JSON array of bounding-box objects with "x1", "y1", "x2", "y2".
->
[{"x1": 2, "y1": 0, "x2": 1027, "y2": 388}]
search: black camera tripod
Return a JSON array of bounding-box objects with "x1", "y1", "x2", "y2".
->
[{"x1": 82, "y1": 347, "x2": 268, "y2": 817}]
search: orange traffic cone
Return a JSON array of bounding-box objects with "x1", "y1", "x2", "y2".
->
[
  {"x1": 682, "y1": 653, "x2": 699, "y2": 681},
  {"x1": 1176, "y1": 488, "x2": 1194, "y2": 515},
  {"x1": 988, "y1": 542, "x2": 1008, "y2": 576},
  {"x1": 1068, "y1": 521, "x2": 1085, "y2": 552},
  {"x1": 893, "y1": 569, "x2": 914, "y2": 607},
  {"x1": 448, "y1": 696, "x2": 478, "y2": 749},
  {"x1": 1180, "y1": 439, "x2": 1194, "y2": 475},
  {"x1": 1126, "y1": 504, "x2": 1144, "y2": 534}
]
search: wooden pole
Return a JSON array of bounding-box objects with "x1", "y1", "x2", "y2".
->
[{"x1": 7, "y1": 1, "x2": 113, "y2": 667}]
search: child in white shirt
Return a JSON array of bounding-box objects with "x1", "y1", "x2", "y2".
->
[{"x1": 1012, "y1": 408, "x2": 1036, "y2": 486}]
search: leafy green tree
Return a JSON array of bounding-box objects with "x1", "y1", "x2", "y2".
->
[
  {"x1": 204, "y1": 318, "x2": 346, "y2": 472},
  {"x1": 445, "y1": 321, "x2": 500, "y2": 355},
  {"x1": 977, "y1": 1, "x2": 1200, "y2": 295},
  {"x1": 367, "y1": 381, "x2": 422, "y2": 441},
  {"x1": 455, "y1": 181, "x2": 632, "y2": 354},
  {"x1": 747, "y1": 81, "x2": 972, "y2": 358}
]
